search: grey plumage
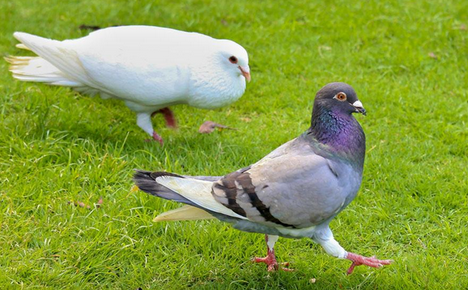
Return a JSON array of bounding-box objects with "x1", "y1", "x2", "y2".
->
[{"x1": 134, "y1": 82, "x2": 391, "y2": 273}]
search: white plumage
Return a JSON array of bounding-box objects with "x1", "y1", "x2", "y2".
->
[{"x1": 6, "y1": 26, "x2": 251, "y2": 143}]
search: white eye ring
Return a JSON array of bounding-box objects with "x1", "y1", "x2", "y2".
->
[{"x1": 334, "y1": 92, "x2": 347, "y2": 101}]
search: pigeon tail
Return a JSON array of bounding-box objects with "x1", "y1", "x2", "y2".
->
[
  {"x1": 9, "y1": 32, "x2": 106, "y2": 96},
  {"x1": 153, "y1": 205, "x2": 215, "y2": 222},
  {"x1": 134, "y1": 170, "x2": 247, "y2": 221},
  {"x1": 134, "y1": 170, "x2": 217, "y2": 221},
  {"x1": 5, "y1": 55, "x2": 80, "y2": 86},
  {"x1": 133, "y1": 170, "x2": 197, "y2": 206}
]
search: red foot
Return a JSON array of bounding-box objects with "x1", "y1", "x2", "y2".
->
[
  {"x1": 345, "y1": 252, "x2": 393, "y2": 275},
  {"x1": 152, "y1": 107, "x2": 177, "y2": 128},
  {"x1": 253, "y1": 250, "x2": 293, "y2": 272},
  {"x1": 145, "y1": 132, "x2": 163, "y2": 145}
]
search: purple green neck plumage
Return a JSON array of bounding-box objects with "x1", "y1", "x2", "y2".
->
[{"x1": 308, "y1": 102, "x2": 366, "y2": 169}]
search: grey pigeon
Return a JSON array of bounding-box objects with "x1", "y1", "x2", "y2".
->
[
  {"x1": 6, "y1": 26, "x2": 250, "y2": 144},
  {"x1": 134, "y1": 82, "x2": 392, "y2": 273}
]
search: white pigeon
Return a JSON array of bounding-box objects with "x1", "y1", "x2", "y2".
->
[{"x1": 6, "y1": 25, "x2": 251, "y2": 144}]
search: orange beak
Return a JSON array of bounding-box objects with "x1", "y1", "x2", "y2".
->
[{"x1": 239, "y1": 65, "x2": 251, "y2": 82}]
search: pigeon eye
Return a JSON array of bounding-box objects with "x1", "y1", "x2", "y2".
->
[
  {"x1": 229, "y1": 56, "x2": 238, "y2": 64},
  {"x1": 335, "y1": 92, "x2": 347, "y2": 101}
]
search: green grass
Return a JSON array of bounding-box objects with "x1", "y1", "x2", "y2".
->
[{"x1": 1, "y1": 0, "x2": 467, "y2": 288}]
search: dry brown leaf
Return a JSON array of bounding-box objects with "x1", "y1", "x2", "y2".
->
[{"x1": 198, "y1": 121, "x2": 236, "y2": 134}]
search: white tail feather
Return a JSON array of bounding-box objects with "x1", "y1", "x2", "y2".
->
[
  {"x1": 8, "y1": 32, "x2": 114, "y2": 98},
  {"x1": 13, "y1": 32, "x2": 91, "y2": 86},
  {"x1": 5, "y1": 55, "x2": 81, "y2": 86},
  {"x1": 153, "y1": 205, "x2": 215, "y2": 222},
  {"x1": 156, "y1": 176, "x2": 247, "y2": 220},
  {"x1": 16, "y1": 43, "x2": 31, "y2": 50}
]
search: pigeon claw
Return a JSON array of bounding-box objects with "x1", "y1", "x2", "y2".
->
[
  {"x1": 252, "y1": 253, "x2": 293, "y2": 272},
  {"x1": 345, "y1": 252, "x2": 393, "y2": 275},
  {"x1": 145, "y1": 132, "x2": 164, "y2": 145},
  {"x1": 198, "y1": 121, "x2": 236, "y2": 134}
]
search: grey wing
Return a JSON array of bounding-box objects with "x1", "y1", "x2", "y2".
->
[{"x1": 212, "y1": 137, "x2": 361, "y2": 229}]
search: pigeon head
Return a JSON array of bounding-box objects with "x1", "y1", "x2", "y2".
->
[
  {"x1": 216, "y1": 39, "x2": 251, "y2": 82},
  {"x1": 314, "y1": 82, "x2": 366, "y2": 116},
  {"x1": 309, "y1": 82, "x2": 366, "y2": 168}
]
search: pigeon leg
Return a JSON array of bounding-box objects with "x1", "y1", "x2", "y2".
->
[
  {"x1": 253, "y1": 235, "x2": 292, "y2": 271},
  {"x1": 149, "y1": 132, "x2": 164, "y2": 145},
  {"x1": 137, "y1": 113, "x2": 163, "y2": 145},
  {"x1": 314, "y1": 229, "x2": 392, "y2": 275},
  {"x1": 345, "y1": 253, "x2": 393, "y2": 275},
  {"x1": 151, "y1": 107, "x2": 177, "y2": 128}
]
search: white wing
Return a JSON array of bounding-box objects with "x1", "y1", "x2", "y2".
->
[{"x1": 13, "y1": 26, "x2": 217, "y2": 107}]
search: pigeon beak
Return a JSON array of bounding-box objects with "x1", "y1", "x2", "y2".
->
[
  {"x1": 352, "y1": 100, "x2": 366, "y2": 116},
  {"x1": 239, "y1": 65, "x2": 251, "y2": 82}
]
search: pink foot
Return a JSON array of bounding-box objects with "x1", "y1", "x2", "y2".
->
[
  {"x1": 345, "y1": 252, "x2": 393, "y2": 275},
  {"x1": 145, "y1": 132, "x2": 163, "y2": 145},
  {"x1": 152, "y1": 107, "x2": 177, "y2": 128},
  {"x1": 253, "y1": 249, "x2": 278, "y2": 272},
  {"x1": 252, "y1": 256, "x2": 294, "y2": 272},
  {"x1": 253, "y1": 254, "x2": 292, "y2": 272}
]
